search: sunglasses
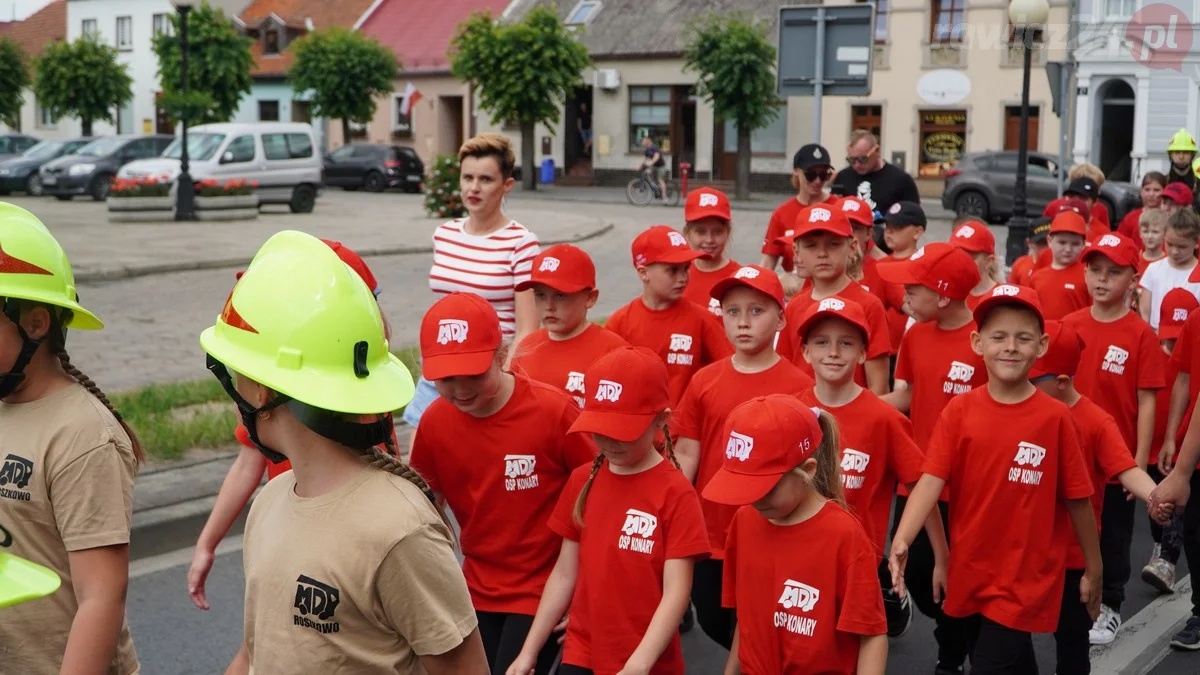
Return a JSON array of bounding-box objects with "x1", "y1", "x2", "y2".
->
[
  {"x1": 804, "y1": 169, "x2": 833, "y2": 182},
  {"x1": 846, "y1": 155, "x2": 872, "y2": 165}
]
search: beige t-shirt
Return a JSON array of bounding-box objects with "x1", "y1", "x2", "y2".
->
[
  {"x1": 0, "y1": 382, "x2": 139, "y2": 674},
  {"x1": 243, "y1": 467, "x2": 477, "y2": 674}
]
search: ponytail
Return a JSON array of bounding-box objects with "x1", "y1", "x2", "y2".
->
[
  {"x1": 662, "y1": 424, "x2": 681, "y2": 470},
  {"x1": 572, "y1": 453, "x2": 606, "y2": 527},
  {"x1": 803, "y1": 409, "x2": 846, "y2": 509},
  {"x1": 53, "y1": 341, "x2": 146, "y2": 466},
  {"x1": 354, "y1": 427, "x2": 458, "y2": 546}
]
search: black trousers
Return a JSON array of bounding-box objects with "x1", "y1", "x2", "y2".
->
[
  {"x1": 966, "y1": 615, "x2": 1038, "y2": 675},
  {"x1": 691, "y1": 557, "x2": 736, "y2": 649},
  {"x1": 891, "y1": 495, "x2": 971, "y2": 667},
  {"x1": 477, "y1": 610, "x2": 561, "y2": 675},
  {"x1": 1100, "y1": 484, "x2": 1135, "y2": 610},
  {"x1": 1054, "y1": 569, "x2": 1091, "y2": 675},
  {"x1": 1183, "y1": 470, "x2": 1200, "y2": 614},
  {"x1": 1148, "y1": 466, "x2": 1184, "y2": 564},
  {"x1": 557, "y1": 666, "x2": 591, "y2": 675}
]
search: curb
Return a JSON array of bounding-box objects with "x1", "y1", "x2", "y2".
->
[
  {"x1": 1091, "y1": 575, "x2": 1194, "y2": 675},
  {"x1": 76, "y1": 222, "x2": 616, "y2": 283}
]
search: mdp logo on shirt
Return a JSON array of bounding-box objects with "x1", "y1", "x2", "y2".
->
[
  {"x1": 1102, "y1": 345, "x2": 1129, "y2": 375},
  {"x1": 618, "y1": 508, "x2": 658, "y2": 554},
  {"x1": 668, "y1": 333, "x2": 694, "y2": 365},
  {"x1": 0, "y1": 454, "x2": 33, "y2": 502},
  {"x1": 436, "y1": 319, "x2": 469, "y2": 345},
  {"x1": 503, "y1": 454, "x2": 539, "y2": 492},
  {"x1": 944, "y1": 361, "x2": 976, "y2": 395},
  {"x1": 840, "y1": 449, "x2": 869, "y2": 490},
  {"x1": 776, "y1": 579, "x2": 821, "y2": 637},
  {"x1": 1008, "y1": 441, "x2": 1046, "y2": 486},
  {"x1": 293, "y1": 574, "x2": 341, "y2": 634}
]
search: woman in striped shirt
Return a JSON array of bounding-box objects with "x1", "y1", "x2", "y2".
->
[{"x1": 403, "y1": 133, "x2": 541, "y2": 430}]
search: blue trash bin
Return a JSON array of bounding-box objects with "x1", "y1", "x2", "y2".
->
[{"x1": 540, "y1": 159, "x2": 556, "y2": 185}]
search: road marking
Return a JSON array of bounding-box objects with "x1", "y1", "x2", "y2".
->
[
  {"x1": 130, "y1": 536, "x2": 244, "y2": 580},
  {"x1": 1091, "y1": 575, "x2": 1193, "y2": 675}
]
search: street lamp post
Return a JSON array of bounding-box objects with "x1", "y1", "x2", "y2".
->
[
  {"x1": 174, "y1": 0, "x2": 196, "y2": 221},
  {"x1": 1004, "y1": 0, "x2": 1051, "y2": 268}
]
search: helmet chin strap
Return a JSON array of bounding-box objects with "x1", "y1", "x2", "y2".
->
[{"x1": 0, "y1": 299, "x2": 44, "y2": 399}]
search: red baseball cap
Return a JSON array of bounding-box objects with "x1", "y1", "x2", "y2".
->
[
  {"x1": 789, "y1": 204, "x2": 854, "y2": 240},
  {"x1": 838, "y1": 196, "x2": 874, "y2": 228},
  {"x1": 685, "y1": 187, "x2": 732, "y2": 222},
  {"x1": 419, "y1": 292, "x2": 502, "y2": 380},
  {"x1": 632, "y1": 225, "x2": 707, "y2": 267},
  {"x1": 972, "y1": 283, "x2": 1045, "y2": 329},
  {"x1": 1029, "y1": 320, "x2": 1084, "y2": 379},
  {"x1": 1082, "y1": 232, "x2": 1139, "y2": 268},
  {"x1": 795, "y1": 295, "x2": 870, "y2": 342},
  {"x1": 1059, "y1": 198, "x2": 1092, "y2": 223},
  {"x1": 515, "y1": 243, "x2": 596, "y2": 293},
  {"x1": 876, "y1": 243, "x2": 981, "y2": 300},
  {"x1": 1159, "y1": 288, "x2": 1200, "y2": 340},
  {"x1": 237, "y1": 239, "x2": 380, "y2": 297},
  {"x1": 710, "y1": 265, "x2": 786, "y2": 308},
  {"x1": 702, "y1": 394, "x2": 825, "y2": 505},
  {"x1": 1049, "y1": 211, "x2": 1088, "y2": 237},
  {"x1": 567, "y1": 346, "x2": 670, "y2": 442},
  {"x1": 951, "y1": 221, "x2": 995, "y2": 255},
  {"x1": 1163, "y1": 182, "x2": 1193, "y2": 206}
]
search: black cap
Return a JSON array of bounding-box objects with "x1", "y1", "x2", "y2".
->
[
  {"x1": 1065, "y1": 177, "x2": 1098, "y2": 199},
  {"x1": 1030, "y1": 217, "x2": 1052, "y2": 242},
  {"x1": 794, "y1": 144, "x2": 833, "y2": 170},
  {"x1": 883, "y1": 201, "x2": 927, "y2": 228}
]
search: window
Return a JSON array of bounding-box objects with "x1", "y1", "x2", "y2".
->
[
  {"x1": 328, "y1": 145, "x2": 356, "y2": 162},
  {"x1": 722, "y1": 105, "x2": 787, "y2": 154},
  {"x1": 116, "y1": 16, "x2": 132, "y2": 49},
  {"x1": 153, "y1": 14, "x2": 171, "y2": 36},
  {"x1": 37, "y1": 102, "x2": 56, "y2": 129},
  {"x1": 258, "y1": 100, "x2": 280, "y2": 121},
  {"x1": 394, "y1": 96, "x2": 413, "y2": 137},
  {"x1": 122, "y1": 138, "x2": 160, "y2": 161},
  {"x1": 264, "y1": 29, "x2": 281, "y2": 55},
  {"x1": 1003, "y1": 105, "x2": 1041, "y2": 151},
  {"x1": 224, "y1": 135, "x2": 256, "y2": 163},
  {"x1": 629, "y1": 86, "x2": 672, "y2": 152},
  {"x1": 81, "y1": 19, "x2": 98, "y2": 38},
  {"x1": 116, "y1": 101, "x2": 134, "y2": 134},
  {"x1": 164, "y1": 133, "x2": 227, "y2": 160},
  {"x1": 263, "y1": 133, "x2": 313, "y2": 160},
  {"x1": 931, "y1": 0, "x2": 966, "y2": 42},
  {"x1": 851, "y1": 105, "x2": 883, "y2": 146},
  {"x1": 1104, "y1": 0, "x2": 1136, "y2": 17},
  {"x1": 918, "y1": 109, "x2": 967, "y2": 177},
  {"x1": 566, "y1": 0, "x2": 601, "y2": 25},
  {"x1": 291, "y1": 100, "x2": 311, "y2": 123},
  {"x1": 859, "y1": 0, "x2": 888, "y2": 42}
]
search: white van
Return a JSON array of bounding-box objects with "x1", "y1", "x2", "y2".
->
[{"x1": 117, "y1": 122, "x2": 322, "y2": 213}]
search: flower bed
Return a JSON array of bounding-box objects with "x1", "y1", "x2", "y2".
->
[
  {"x1": 195, "y1": 178, "x2": 257, "y2": 197},
  {"x1": 110, "y1": 176, "x2": 172, "y2": 198},
  {"x1": 194, "y1": 179, "x2": 259, "y2": 221}
]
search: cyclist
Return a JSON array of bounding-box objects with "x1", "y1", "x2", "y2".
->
[{"x1": 640, "y1": 135, "x2": 669, "y2": 205}]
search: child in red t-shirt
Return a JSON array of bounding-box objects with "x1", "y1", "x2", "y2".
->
[
  {"x1": 606, "y1": 225, "x2": 733, "y2": 407},
  {"x1": 511, "y1": 347, "x2": 710, "y2": 675},
  {"x1": 949, "y1": 220, "x2": 999, "y2": 310},
  {"x1": 673, "y1": 265, "x2": 814, "y2": 649},
  {"x1": 878, "y1": 202, "x2": 926, "y2": 350},
  {"x1": 703, "y1": 395, "x2": 888, "y2": 674},
  {"x1": 839, "y1": 196, "x2": 886, "y2": 298},
  {"x1": 1030, "y1": 319, "x2": 1158, "y2": 672},
  {"x1": 1031, "y1": 211, "x2": 1092, "y2": 320},
  {"x1": 775, "y1": 205, "x2": 892, "y2": 394},
  {"x1": 512, "y1": 244, "x2": 629, "y2": 407},
  {"x1": 681, "y1": 187, "x2": 739, "y2": 316},
  {"x1": 1008, "y1": 218, "x2": 1052, "y2": 287},
  {"x1": 890, "y1": 284, "x2": 1100, "y2": 674},
  {"x1": 1061, "y1": 232, "x2": 1166, "y2": 645},
  {"x1": 1118, "y1": 171, "x2": 1167, "y2": 250},
  {"x1": 410, "y1": 293, "x2": 598, "y2": 673}
]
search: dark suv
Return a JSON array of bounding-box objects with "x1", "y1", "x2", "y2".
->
[
  {"x1": 41, "y1": 134, "x2": 174, "y2": 201},
  {"x1": 323, "y1": 143, "x2": 424, "y2": 192}
]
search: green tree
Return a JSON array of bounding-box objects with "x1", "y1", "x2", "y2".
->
[
  {"x1": 288, "y1": 28, "x2": 399, "y2": 144},
  {"x1": 0, "y1": 38, "x2": 30, "y2": 129},
  {"x1": 684, "y1": 13, "x2": 780, "y2": 200},
  {"x1": 451, "y1": 6, "x2": 590, "y2": 191},
  {"x1": 152, "y1": 3, "x2": 254, "y2": 125},
  {"x1": 34, "y1": 36, "x2": 132, "y2": 136}
]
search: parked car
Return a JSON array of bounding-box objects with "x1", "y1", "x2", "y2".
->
[
  {"x1": 323, "y1": 143, "x2": 424, "y2": 193},
  {"x1": 41, "y1": 135, "x2": 174, "y2": 201},
  {"x1": 118, "y1": 122, "x2": 323, "y2": 213},
  {"x1": 0, "y1": 133, "x2": 41, "y2": 159},
  {"x1": 0, "y1": 138, "x2": 91, "y2": 196},
  {"x1": 942, "y1": 151, "x2": 1142, "y2": 225}
]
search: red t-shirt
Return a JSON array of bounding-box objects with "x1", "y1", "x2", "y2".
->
[
  {"x1": 606, "y1": 297, "x2": 733, "y2": 407},
  {"x1": 512, "y1": 324, "x2": 629, "y2": 408},
  {"x1": 923, "y1": 388, "x2": 1093, "y2": 633},
  {"x1": 1031, "y1": 264, "x2": 1091, "y2": 321},
  {"x1": 549, "y1": 459, "x2": 710, "y2": 674},
  {"x1": 894, "y1": 321, "x2": 988, "y2": 449},
  {"x1": 1094, "y1": 200, "x2": 1111, "y2": 231},
  {"x1": 1063, "y1": 309, "x2": 1166, "y2": 455},
  {"x1": 683, "y1": 259, "x2": 741, "y2": 317},
  {"x1": 1152, "y1": 358, "x2": 1181, "y2": 466},
  {"x1": 798, "y1": 388, "x2": 924, "y2": 557},
  {"x1": 1087, "y1": 217, "x2": 1110, "y2": 244},
  {"x1": 1008, "y1": 255, "x2": 1037, "y2": 288},
  {"x1": 1062, "y1": 395, "x2": 1136, "y2": 570},
  {"x1": 859, "y1": 255, "x2": 885, "y2": 299},
  {"x1": 722, "y1": 502, "x2": 887, "y2": 674},
  {"x1": 673, "y1": 358, "x2": 814, "y2": 558},
  {"x1": 876, "y1": 256, "x2": 911, "y2": 350},
  {"x1": 776, "y1": 282, "x2": 893, "y2": 384},
  {"x1": 1171, "y1": 312, "x2": 1200, "y2": 446},
  {"x1": 763, "y1": 195, "x2": 839, "y2": 272},
  {"x1": 1118, "y1": 207, "x2": 1145, "y2": 250},
  {"x1": 965, "y1": 288, "x2": 995, "y2": 312},
  {"x1": 410, "y1": 375, "x2": 597, "y2": 615}
]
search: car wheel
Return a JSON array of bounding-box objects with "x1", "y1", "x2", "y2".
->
[
  {"x1": 953, "y1": 190, "x2": 989, "y2": 219},
  {"x1": 25, "y1": 173, "x2": 43, "y2": 196},
  {"x1": 289, "y1": 184, "x2": 316, "y2": 213},
  {"x1": 363, "y1": 171, "x2": 385, "y2": 193},
  {"x1": 89, "y1": 174, "x2": 114, "y2": 201},
  {"x1": 54, "y1": 194, "x2": 71, "y2": 201}
]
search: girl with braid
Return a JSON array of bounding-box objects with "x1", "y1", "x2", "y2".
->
[
  {"x1": 509, "y1": 346, "x2": 710, "y2": 675},
  {"x1": 410, "y1": 292, "x2": 597, "y2": 675},
  {"x1": 203, "y1": 231, "x2": 486, "y2": 674},
  {"x1": 0, "y1": 203, "x2": 141, "y2": 674}
]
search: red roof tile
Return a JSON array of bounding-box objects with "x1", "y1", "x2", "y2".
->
[
  {"x1": 5, "y1": 0, "x2": 65, "y2": 60},
  {"x1": 239, "y1": 0, "x2": 376, "y2": 76},
  {"x1": 359, "y1": 0, "x2": 512, "y2": 73}
]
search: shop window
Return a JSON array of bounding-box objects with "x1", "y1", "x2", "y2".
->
[{"x1": 918, "y1": 109, "x2": 967, "y2": 177}]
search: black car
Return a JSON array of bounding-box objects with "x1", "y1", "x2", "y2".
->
[
  {"x1": 0, "y1": 133, "x2": 40, "y2": 159},
  {"x1": 323, "y1": 143, "x2": 424, "y2": 192},
  {"x1": 0, "y1": 138, "x2": 91, "y2": 196},
  {"x1": 41, "y1": 134, "x2": 174, "y2": 201}
]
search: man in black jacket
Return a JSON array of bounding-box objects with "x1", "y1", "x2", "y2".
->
[{"x1": 832, "y1": 129, "x2": 921, "y2": 253}]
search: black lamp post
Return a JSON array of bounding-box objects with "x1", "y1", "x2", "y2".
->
[
  {"x1": 1004, "y1": 0, "x2": 1051, "y2": 267},
  {"x1": 174, "y1": 0, "x2": 196, "y2": 221}
]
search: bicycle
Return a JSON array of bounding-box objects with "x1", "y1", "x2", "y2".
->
[{"x1": 626, "y1": 167, "x2": 680, "y2": 207}]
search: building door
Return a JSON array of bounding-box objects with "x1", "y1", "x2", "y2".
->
[
  {"x1": 292, "y1": 100, "x2": 312, "y2": 123},
  {"x1": 1095, "y1": 79, "x2": 1134, "y2": 182},
  {"x1": 713, "y1": 121, "x2": 738, "y2": 181},
  {"x1": 671, "y1": 85, "x2": 695, "y2": 177},
  {"x1": 1003, "y1": 105, "x2": 1040, "y2": 151},
  {"x1": 564, "y1": 86, "x2": 594, "y2": 175},
  {"x1": 154, "y1": 93, "x2": 172, "y2": 134},
  {"x1": 851, "y1": 104, "x2": 883, "y2": 145},
  {"x1": 437, "y1": 96, "x2": 465, "y2": 156}
]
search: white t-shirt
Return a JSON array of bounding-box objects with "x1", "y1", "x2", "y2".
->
[
  {"x1": 428, "y1": 219, "x2": 540, "y2": 337},
  {"x1": 1139, "y1": 258, "x2": 1200, "y2": 330}
]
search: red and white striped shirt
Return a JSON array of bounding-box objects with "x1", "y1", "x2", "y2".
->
[{"x1": 429, "y1": 219, "x2": 540, "y2": 336}]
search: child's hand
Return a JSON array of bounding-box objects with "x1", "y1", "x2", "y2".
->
[
  {"x1": 187, "y1": 546, "x2": 216, "y2": 611},
  {"x1": 1159, "y1": 440, "x2": 1177, "y2": 474},
  {"x1": 505, "y1": 653, "x2": 537, "y2": 675},
  {"x1": 1080, "y1": 572, "x2": 1101, "y2": 621},
  {"x1": 554, "y1": 614, "x2": 570, "y2": 644},
  {"x1": 888, "y1": 541, "x2": 910, "y2": 598},
  {"x1": 616, "y1": 656, "x2": 653, "y2": 675},
  {"x1": 931, "y1": 560, "x2": 948, "y2": 604}
]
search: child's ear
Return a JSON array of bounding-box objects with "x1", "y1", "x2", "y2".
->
[
  {"x1": 636, "y1": 266, "x2": 650, "y2": 283},
  {"x1": 801, "y1": 342, "x2": 813, "y2": 365},
  {"x1": 1056, "y1": 375, "x2": 1071, "y2": 392},
  {"x1": 1036, "y1": 332, "x2": 1051, "y2": 359},
  {"x1": 775, "y1": 307, "x2": 787, "y2": 333},
  {"x1": 585, "y1": 289, "x2": 600, "y2": 308},
  {"x1": 970, "y1": 330, "x2": 984, "y2": 356}
]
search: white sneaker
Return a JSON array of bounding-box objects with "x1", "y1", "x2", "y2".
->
[{"x1": 1089, "y1": 604, "x2": 1122, "y2": 645}]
